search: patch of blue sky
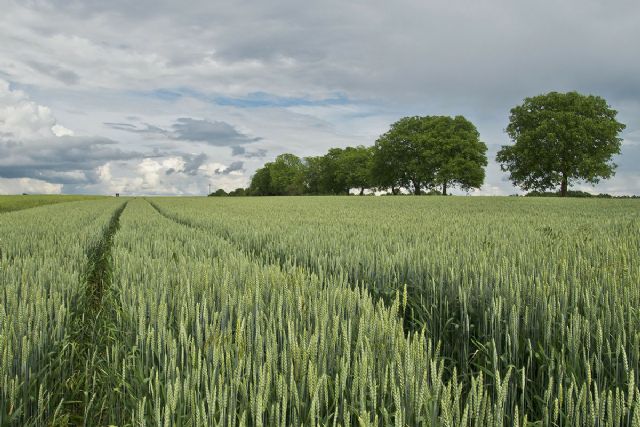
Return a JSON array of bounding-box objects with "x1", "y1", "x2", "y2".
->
[
  {"x1": 214, "y1": 92, "x2": 351, "y2": 108},
  {"x1": 143, "y1": 89, "x2": 184, "y2": 101},
  {"x1": 132, "y1": 87, "x2": 352, "y2": 108},
  {"x1": 126, "y1": 88, "x2": 185, "y2": 102}
]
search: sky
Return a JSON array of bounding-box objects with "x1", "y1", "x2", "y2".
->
[{"x1": 0, "y1": 0, "x2": 639, "y2": 196}]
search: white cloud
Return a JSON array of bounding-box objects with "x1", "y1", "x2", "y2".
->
[
  {"x1": 0, "y1": 78, "x2": 75, "y2": 140},
  {"x1": 161, "y1": 156, "x2": 185, "y2": 171},
  {"x1": 96, "y1": 162, "x2": 112, "y2": 182},
  {"x1": 137, "y1": 158, "x2": 163, "y2": 187},
  {"x1": 0, "y1": 177, "x2": 62, "y2": 194},
  {"x1": 0, "y1": 79, "x2": 56, "y2": 139},
  {"x1": 51, "y1": 124, "x2": 74, "y2": 136}
]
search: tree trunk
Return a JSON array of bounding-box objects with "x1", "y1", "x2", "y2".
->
[
  {"x1": 412, "y1": 180, "x2": 421, "y2": 195},
  {"x1": 359, "y1": 187, "x2": 365, "y2": 195},
  {"x1": 442, "y1": 181, "x2": 447, "y2": 196},
  {"x1": 391, "y1": 186, "x2": 399, "y2": 195},
  {"x1": 560, "y1": 173, "x2": 568, "y2": 197}
]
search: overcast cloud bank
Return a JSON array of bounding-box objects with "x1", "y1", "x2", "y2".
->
[{"x1": 0, "y1": 0, "x2": 638, "y2": 195}]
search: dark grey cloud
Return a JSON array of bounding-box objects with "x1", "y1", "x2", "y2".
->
[
  {"x1": 104, "y1": 122, "x2": 168, "y2": 135},
  {"x1": 0, "y1": 136, "x2": 141, "y2": 185},
  {"x1": 231, "y1": 145, "x2": 268, "y2": 158},
  {"x1": 243, "y1": 148, "x2": 268, "y2": 159},
  {"x1": 182, "y1": 152, "x2": 208, "y2": 176},
  {"x1": 160, "y1": 150, "x2": 245, "y2": 181},
  {"x1": 231, "y1": 145, "x2": 245, "y2": 156},
  {"x1": 27, "y1": 61, "x2": 80, "y2": 85},
  {"x1": 105, "y1": 118, "x2": 260, "y2": 147},
  {"x1": 215, "y1": 161, "x2": 244, "y2": 175},
  {"x1": 0, "y1": 166, "x2": 88, "y2": 184},
  {"x1": 171, "y1": 118, "x2": 260, "y2": 146}
]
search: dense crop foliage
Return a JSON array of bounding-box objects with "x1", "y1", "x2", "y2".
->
[
  {"x1": 107, "y1": 200, "x2": 453, "y2": 425},
  {"x1": 0, "y1": 195, "x2": 105, "y2": 213},
  {"x1": 0, "y1": 199, "x2": 125, "y2": 425},
  {"x1": 2, "y1": 196, "x2": 639, "y2": 425},
  {"x1": 151, "y1": 196, "x2": 640, "y2": 425}
]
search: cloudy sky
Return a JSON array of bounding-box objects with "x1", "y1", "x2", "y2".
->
[{"x1": 1, "y1": 0, "x2": 639, "y2": 195}]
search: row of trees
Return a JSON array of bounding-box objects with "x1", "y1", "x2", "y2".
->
[
  {"x1": 212, "y1": 91, "x2": 626, "y2": 197},
  {"x1": 247, "y1": 116, "x2": 488, "y2": 196},
  {"x1": 249, "y1": 148, "x2": 376, "y2": 196}
]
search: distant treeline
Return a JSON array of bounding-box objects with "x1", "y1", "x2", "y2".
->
[
  {"x1": 215, "y1": 115, "x2": 488, "y2": 196},
  {"x1": 521, "y1": 191, "x2": 639, "y2": 198},
  {"x1": 210, "y1": 91, "x2": 632, "y2": 198},
  {"x1": 211, "y1": 187, "x2": 638, "y2": 198}
]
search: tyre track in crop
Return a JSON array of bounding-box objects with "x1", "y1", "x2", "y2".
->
[
  {"x1": 145, "y1": 199, "x2": 420, "y2": 331},
  {"x1": 146, "y1": 198, "x2": 329, "y2": 275},
  {"x1": 59, "y1": 201, "x2": 128, "y2": 426}
]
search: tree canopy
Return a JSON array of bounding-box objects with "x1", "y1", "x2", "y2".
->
[
  {"x1": 496, "y1": 91, "x2": 626, "y2": 196},
  {"x1": 372, "y1": 116, "x2": 487, "y2": 195},
  {"x1": 249, "y1": 154, "x2": 306, "y2": 196},
  {"x1": 336, "y1": 146, "x2": 374, "y2": 195},
  {"x1": 269, "y1": 153, "x2": 306, "y2": 195},
  {"x1": 248, "y1": 165, "x2": 273, "y2": 195},
  {"x1": 304, "y1": 148, "x2": 348, "y2": 195},
  {"x1": 247, "y1": 115, "x2": 488, "y2": 196}
]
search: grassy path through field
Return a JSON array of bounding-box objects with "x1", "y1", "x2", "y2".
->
[
  {"x1": 0, "y1": 199, "x2": 128, "y2": 425},
  {"x1": 59, "y1": 201, "x2": 128, "y2": 426}
]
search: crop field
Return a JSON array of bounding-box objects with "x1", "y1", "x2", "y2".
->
[
  {"x1": 1, "y1": 196, "x2": 639, "y2": 426},
  {"x1": 0, "y1": 195, "x2": 106, "y2": 213}
]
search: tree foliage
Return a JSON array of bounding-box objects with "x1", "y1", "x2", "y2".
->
[
  {"x1": 269, "y1": 154, "x2": 306, "y2": 195},
  {"x1": 249, "y1": 154, "x2": 306, "y2": 196},
  {"x1": 336, "y1": 146, "x2": 374, "y2": 195},
  {"x1": 496, "y1": 91, "x2": 625, "y2": 196},
  {"x1": 372, "y1": 116, "x2": 487, "y2": 194},
  {"x1": 247, "y1": 116, "x2": 489, "y2": 196},
  {"x1": 248, "y1": 165, "x2": 273, "y2": 195},
  {"x1": 304, "y1": 148, "x2": 348, "y2": 195},
  {"x1": 208, "y1": 189, "x2": 228, "y2": 197}
]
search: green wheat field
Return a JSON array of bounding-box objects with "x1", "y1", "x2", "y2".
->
[{"x1": 1, "y1": 196, "x2": 639, "y2": 426}]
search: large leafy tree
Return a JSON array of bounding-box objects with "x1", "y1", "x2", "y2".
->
[
  {"x1": 303, "y1": 155, "x2": 327, "y2": 194},
  {"x1": 248, "y1": 165, "x2": 273, "y2": 195},
  {"x1": 373, "y1": 116, "x2": 487, "y2": 195},
  {"x1": 422, "y1": 116, "x2": 487, "y2": 195},
  {"x1": 373, "y1": 117, "x2": 435, "y2": 194},
  {"x1": 497, "y1": 91, "x2": 625, "y2": 196},
  {"x1": 268, "y1": 153, "x2": 306, "y2": 195},
  {"x1": 336, "y1": 146, "x2": 374, "y2": 195},
  {"x1": 304, "y1": 148, "x2": 347, "y2": 195},
  {"x1": 371, "y1": 142, "x2": 404, "y2": 194},
  {"x1": 249, "y1": 154, "x2": 306, "y2": 196},
  {"x1": 323, "y1": 148, "x2": 349, "y2": 194}
]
